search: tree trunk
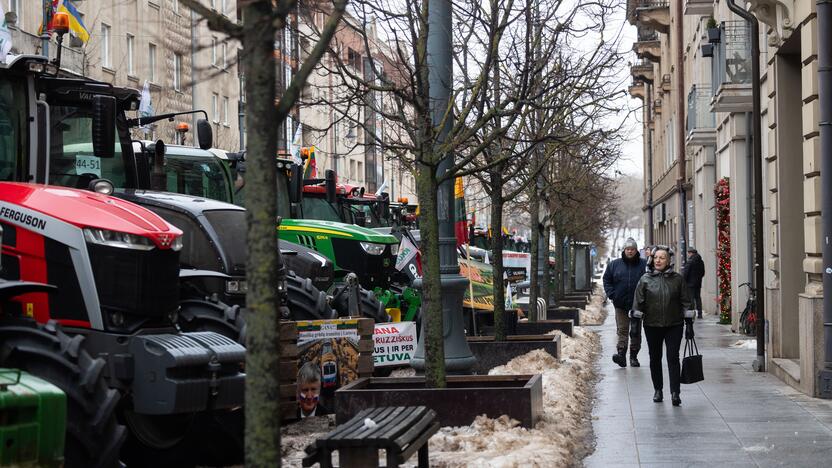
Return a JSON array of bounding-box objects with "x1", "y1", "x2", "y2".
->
[
  {"x1": 242, "y1": 2, "x2": 280, "y2": 466},
  {"x1": 554, "y1": 227, "x2": 565, "y2": 300},
  {"x1": 490, "y1": 170, "x2": 507, "y2": 341},
  {"x1": 415, "y1": 159, "x2": 446, "y2": 388},
  {"x1": 528, "y1": 183, "x2": 540, "y2": 321},
  {"x1": 541, "y1": 221, "x2": 552, "y2": 310}
]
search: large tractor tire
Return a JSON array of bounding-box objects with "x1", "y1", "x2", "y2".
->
[
  {"x1": 0, "y1": 320, "x2": 126, "y2": 468},
  {"x1": 284, "y1": 271, "x2": 337, "y2": 321},
  {"x1": 330, "y1": 284, "x2": 390, "y2": 323},
  {"x1": 178, "y1": 298, "x2": 247, "y2": 344},
  {"x1": 177, "y1": 271, "x2": 335, "y2": 344}
]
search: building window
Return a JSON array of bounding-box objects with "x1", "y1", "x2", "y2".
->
[
  {"x1": 7, "y1": 0, "x2": 20, "y2": 15},
  {"x1": 212, "y1": 93, "x2": 219, "y2": 122},
  {"x1": 211, "y1": 37, "x2": 217, "y2": 66},
  {"x1": 221, "y1": 0, "x2": 227, "y2": 16},
  {"x1": 347, "y1": 48, "x2": 362, "y2": 71},
  {"x1": 148, "y1": 43, "x2": 157, "y2": 82},
  {"x1": 222, "y1": 42, "x2": 228, "y2": 69},
  {"x1": 357, "y1": 161, "x2": 363, "y2": 182},
  {"x1": 174, "y1": 53, "x2": 182, "y2": 91},
  {"x1": 101, "y1": 24, "x2": 111, "y2": 68},
  {"x1": 210, "y1": 0, "x2": 216, "y2": 9},
  {"x1": 239, "y1": 74, "x2": 246, "y2": 103},
  {"x1": 126, "y1": 34, "x2": 135, "y2": 75},
  {"x1": 349, "y1": 159, "x2": 356, "y2": 180},
  {"x1": 222, "y1": 96, "x2": 229, "y2": 125},
  {"x1": 172, "y1": 0, "x2": 179, "y2": 14}
]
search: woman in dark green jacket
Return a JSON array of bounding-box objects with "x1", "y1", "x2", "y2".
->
[{"x1": 630, "y1": 247, "x2": 695, "y2": 406}]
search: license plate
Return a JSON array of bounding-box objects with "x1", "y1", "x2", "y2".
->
[{"x1": 75, "y1": 154, "x2": 102, "y2": 177}]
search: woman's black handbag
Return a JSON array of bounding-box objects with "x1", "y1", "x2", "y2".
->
[{"x1": 680, "y1": 336, "x2": 704, "y2": 384}]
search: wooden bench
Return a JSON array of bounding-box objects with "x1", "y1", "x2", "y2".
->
[{"x1": 303, "y1": 406, "x2": 439, "y2": 468}]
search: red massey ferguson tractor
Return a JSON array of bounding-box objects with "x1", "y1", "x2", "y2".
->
[{"x1": 0, "y1": 56, "x2": 245, "y2": 466}]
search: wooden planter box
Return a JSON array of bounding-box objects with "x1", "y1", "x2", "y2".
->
[
  {"x1": 546, "y1": 307, "x2": 581, "y2": 326},
  {"x1": 481, "y1": 319, "x2": 573, "y2": 337},
  {"x1": 466, "y1": 334, "x2": 561, "y2": 375},
  {"x1": 335, "y1": 375, "x2": 543, "y2": 428}
]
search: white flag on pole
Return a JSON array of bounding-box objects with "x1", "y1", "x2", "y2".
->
[
  {"x1": 0, "y1": 4, "x2": 13, "y2": 60},
  {"x1": 290, "y1": 121, "x2": 303, "y2": 165},
  {"x1": 395, "y1": 235, "x2": 419, "y2": 271},
  {"x1": 138, "y1": 80, "x2": 154, "y2": 132}
]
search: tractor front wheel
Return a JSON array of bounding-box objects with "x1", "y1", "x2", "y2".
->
[{"x1": 0, "y1": 320, "x2": 126, "y2": 468}]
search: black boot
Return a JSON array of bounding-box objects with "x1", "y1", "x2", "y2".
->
[
  {"x1": 653, "y1": 390, "x2": 663, "y2": 402},
  {"x1": 671, "y1": 392, "x2": 681, "y2": 406},
  {"x1": 612, "y1": 348, "x2": 627, "y2": 367},
  {"x1": 697, "y1": 310, "x2": 703, "y2": 319},
  {"x1": 629, "y1": 352, "x2": 640, "y2": 367}
]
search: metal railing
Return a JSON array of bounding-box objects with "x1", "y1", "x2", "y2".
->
[
  {"x1": 635, "y1": 0, "x2": 669, "y2": 7},
  {"x1": 711, "y1": 20, "x2": 752, "y2": 95},
  {"x1": 687, "y1": 85, "x2": 715, "y2": 131}
]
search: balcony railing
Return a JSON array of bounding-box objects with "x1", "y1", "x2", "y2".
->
[
  {"x1": 710, "y1": 21, "x2": 753, "y2": 112},
  {"x1": 687, "y1": 85, "x2": 715, "y2": 131},
  {"x1": 686, "y1": 85, "x2": 716, "y2": 146}
]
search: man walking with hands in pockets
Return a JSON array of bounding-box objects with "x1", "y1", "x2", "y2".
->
[{"x1": 603, "y1": 238, "x2": 648, "y2": 367}]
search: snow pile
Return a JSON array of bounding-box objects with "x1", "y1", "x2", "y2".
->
[
  {"x1": 580, "y1": 291, "x2": 608, "y2": 326},
  {"x1": 428, "y1": 327, "x2": 600, "y2": 467},
  {"x1": 729, "y1": 339, "x2": 757, "y2": 349}
]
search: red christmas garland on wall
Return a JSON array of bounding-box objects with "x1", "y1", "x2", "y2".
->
[{"x1": 715, "y1": 177, "x2": 731, "y2": 324}]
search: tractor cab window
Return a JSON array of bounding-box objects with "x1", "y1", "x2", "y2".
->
[
  {"x1": 349, "y1": 203, "x2": 386, "y2": 228},
  {"x1": 0, "y1": 78, "x2": 26, "y2": 181},
  {"x1": 160, "y1": 153, "x2": 233, "y2": 204},
  {"x1": 301, "y1": 197, "x2": 342, "y2": 223},
  {"x1": 47, "y1": 106, "x2": 127, "y2": 189}
]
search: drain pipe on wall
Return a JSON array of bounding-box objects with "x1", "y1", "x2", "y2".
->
[
  {"x1": 725, "y1": 0, "x2": 764, "y2": 371},
  {"x1": 647, "y1": 82, "x2": 655, "y2": 246},
  {"x1": 676, "y1": 0, "x2": 687, "y2": 265},
  {"x1": 817, "y1": 0, "x2": 832, "y2": 398}
]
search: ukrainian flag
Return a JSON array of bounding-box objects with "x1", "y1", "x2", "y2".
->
[{"x1": 58, "y1": 0, "x2": 90, "y2": 43}]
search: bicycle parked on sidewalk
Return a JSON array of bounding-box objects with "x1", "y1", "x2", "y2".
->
[{"x1": 738, "y1": 282, "x2": 757, "y2": 336}]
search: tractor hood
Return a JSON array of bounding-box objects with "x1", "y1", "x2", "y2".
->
[
  {"x1": 0, "y1": 183, "x2": 181, "y2": 247},
  {"x1": 116, "y1": 190, "x2": 240, "y2": 216},
  {"x1": 280, "y1": 219, "x2": 398, "y2": 244}
]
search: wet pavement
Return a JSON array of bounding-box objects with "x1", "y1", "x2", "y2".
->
[{"x1": 585, "y1": 303, "x2": 832, "y2": 467}]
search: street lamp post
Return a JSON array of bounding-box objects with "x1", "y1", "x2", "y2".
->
[{"x1": 411, "y1": 0, "x2": 476, "y2": 374}]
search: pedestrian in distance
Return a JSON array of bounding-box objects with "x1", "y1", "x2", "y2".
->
[
  {"x1": 683, "y1": 247, "x2": 706, "y2": 319},
  {"x1": 603, "y1": 238, "x2": 648, "y2": 368},
  {"x1": 630, "y1": 246, "x2": 695, "y2": 406}
]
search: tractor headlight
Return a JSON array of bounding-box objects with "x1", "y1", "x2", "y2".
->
[
  {"x1": 226, "y1": 280, "x2": 248, "y2": 294},
  {"x1": 83, "y1": 228, "x2": 155, "y2": 251},
  {"x1": 389, "y1": 244, "x2": 398, "y2": 255},
  {"x1": 360, "y1": 242, "x2": 386, "y2": 255}
]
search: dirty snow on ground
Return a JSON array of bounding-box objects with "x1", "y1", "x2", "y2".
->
[
  {"x1": 729, "y1": 339, "x2": 757, "y2": 349},
  {"x1": 580, "y1": 291, "x2": 608, "y2": 326},
  {"x1": 281, "y1": 414, "x2": 336, "y2": 467},
  {"x1": 428, "y1": 326, "x2": 600, "y2": 467}
]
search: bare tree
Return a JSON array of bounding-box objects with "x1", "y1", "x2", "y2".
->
[{"x1": 180, "y1": 1, "x2": 346, "y2": 466}]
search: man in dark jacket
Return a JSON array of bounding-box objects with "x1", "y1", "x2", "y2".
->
[
  {"x1": 682, "y1": 247, "x2": 706, "y2": 318},
  {"x1": 603, "y1": 238, "x2": 648, "y2": 367}
]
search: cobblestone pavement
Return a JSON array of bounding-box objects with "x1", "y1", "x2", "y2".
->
[{"x1": 585, "y1": 303, "x2": 832, "y2": 467}]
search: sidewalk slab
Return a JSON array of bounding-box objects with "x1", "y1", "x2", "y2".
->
[{"x1": 584, "y1": 302, "x2": 832, "y2": 467}]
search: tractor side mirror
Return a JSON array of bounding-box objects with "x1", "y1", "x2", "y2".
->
[
  {"x1": 151, "y1": 139, "x2": 166, "y2": 191},
  {"x1": 289, "y1": 164, "x2": 303, "y2": 204},
  {"x1": 92, "y1": 95, "x2": 116, "y2": 158},
  {"x1": 196, "y1": 118, "x2": 213, "y2": 150},
  {"x1": 325, "y1": 169, "x2": 336, "y2": 204}
]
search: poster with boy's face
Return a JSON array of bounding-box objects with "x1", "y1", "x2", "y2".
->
[{"x1": 296, "y1": 320, "x2": 362, "y2": 412}]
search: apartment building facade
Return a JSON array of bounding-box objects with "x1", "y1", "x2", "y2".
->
[{"x1": 629, "y1": 0, "x2": 827, "y2": 396}]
